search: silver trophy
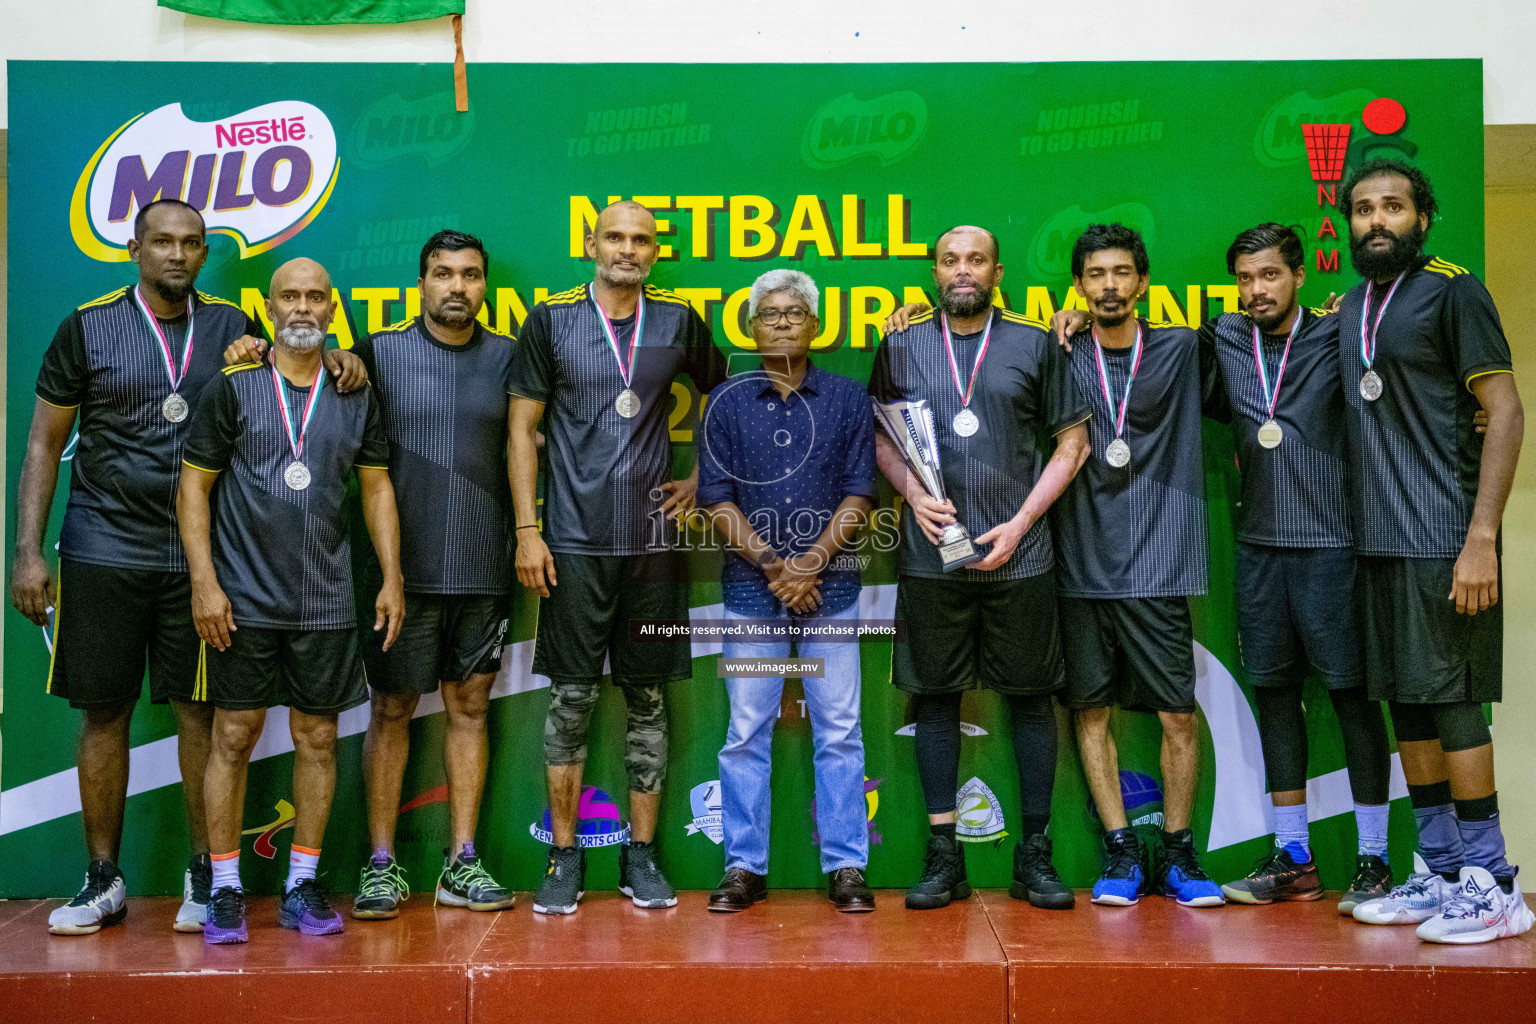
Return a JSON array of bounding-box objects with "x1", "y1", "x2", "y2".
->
[{"x1": 873, "y1": 398, "x2": 980, "y2": 572}]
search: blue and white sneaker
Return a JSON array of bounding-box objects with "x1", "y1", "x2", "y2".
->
[
  {"x1": 1416, "y1": 866, "x2": 1535, "y2": 944},
  {"x1": 48, "y1": 860, "x2": 127, "y2": 935},
  {"x1": 1161, "y1": 828, "x2": 1224, "y2": 908},
  {"x1": 1353, "y1": 852, "x2": 1456, "y2": 925},
  {"x1": 1092, "y1": 829, "x2": 1145, "y2": 906}
]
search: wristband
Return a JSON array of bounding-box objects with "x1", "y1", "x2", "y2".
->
[{"x1": 516, "y1": 524, "x2": 539, "y2": 532}]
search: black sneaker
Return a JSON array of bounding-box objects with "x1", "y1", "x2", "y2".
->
[
  {"x1": 203, "y1": 887, "x2": 247, "y2": 944},
  {"x1": 436, "y1": 850, "x2": 515, "y2": 911},
  {"x1": 1222, "y1": 848, "x2": 1323, "y2": 905},
  {"x1": 1091, "y1": 829, "x2": 1146, "y2": 906},
  {"x1": 1159, "y1": 828, "x2": 1226, "y2": 907},
  {"x1": 1011, "y1": 834, "x2": 1075, "y2": 909},
  {"x1": 619, "y1": 841, "x2": 677, "y2": 909},
  {"x1": 533, "y1": 845, "x2": 585, "y2": 916},
  {"x1": 353, "y1": 853, "x2": 409, "y2": 920},
  {"x1": 279, "y1": 877, "x2": 344, "y2": 935},
  {"x1": 905, "y1": 834, "x2": 971, "y2": 910},
  {"x1": 1339, "y1": 854, "x2": 1392, "y2": 916}
]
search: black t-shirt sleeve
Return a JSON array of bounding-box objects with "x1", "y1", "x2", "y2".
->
[
  {"x1": 36, "y1": 313, "x2": 90, "y2": 408},
  {"x1": 1444, "y1": 273, "x2": 1513, "y2": 388},
  {"x1": 182, "y1": 374, "x2": 242, "y2": 472},
  {"x1": 243, "y1": 313, "x2": 266, "y2": 341},
  {"x1": 350, "y1": 335, "x2": 378, "y2": 383},
  {"x1": 1197, "y1": 320, "x2": 1232, "y2": 423},
  {"x1": 1041, "y1": 333, "x2": 1092, "y2": 435},
  {"x1": 684, "y1": 310, "x2": 727, "y2": 393},
  {"x1": 867, "y1": 336, "x2": 903, "y2": 403},
  {"x1": 508, "y1": 304, "x2": 557, "y2": 402},
  {"x1": 356, "y1": 387, "x2": 391, "y2": 468}
]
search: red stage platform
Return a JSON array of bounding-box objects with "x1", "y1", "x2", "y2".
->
[{"x1": 1, "y1": 890, "x2": 1533, "y2": 1024}]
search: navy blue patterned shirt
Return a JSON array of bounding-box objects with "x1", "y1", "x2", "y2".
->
[{"x1": 697, "y1": 362, "x2": 877, "y2": 617}]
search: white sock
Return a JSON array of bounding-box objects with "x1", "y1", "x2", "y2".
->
[
  {"x1": 1273, "y1": 803, "x2": 1311, "y2": 861},
  {"x1": 211, "y1": 852, "x2": 241, "y2": 892},
  {"x1": 1355, "y1": 802, "x2": 1390, "y2": 860},
  {"x1": 286, "y1": 845, "x2": 320, "y2": 892}
]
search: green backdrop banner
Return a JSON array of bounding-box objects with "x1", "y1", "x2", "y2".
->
[{"x1": 3, "y1": 59, "x2": 1484, "y2": 898}]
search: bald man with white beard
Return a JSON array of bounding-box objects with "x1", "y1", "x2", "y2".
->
[{"x1": 177, "y1": 258, "x2": 405, "y2": 944}]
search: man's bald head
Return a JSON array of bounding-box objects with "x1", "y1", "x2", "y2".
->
[
  {"x1": 586, "y1": 201, "x2": 659, "y2": 289},
  {"x1": 266, "y1": 257, "x2": 335, "y2": 353}
]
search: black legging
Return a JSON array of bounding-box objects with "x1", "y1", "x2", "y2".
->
[
  {"x1": 1388, "y1": 699, "x2": 1491, "y2": 753},
  {"x1": 913, "y1": 692, "x2": 1057, "y2": 828},
  {"x1": 1255, "y1": 684, "x2": 1390, "y2": 803}
]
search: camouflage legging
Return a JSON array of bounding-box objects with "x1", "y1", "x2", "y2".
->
[{"x1": 544, "y1": 680, "x2": 668, "y2": 794}]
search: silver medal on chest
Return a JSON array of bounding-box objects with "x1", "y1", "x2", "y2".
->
[
  {"x1": 952, "y1": 408, "x2": 979, "y2": 437},
  {"x1": 1257, "y1": 418, "x2": 1284, "y2": 449},
  {"x1": 284, "y1": 461, "x2": 312, "y2": 491},
  {"x1": 1105, "y1": 438, "x2": 1131, "y2": 468},
  {"x1": 162, "y1": 392, "x2": 189, "y2": 423},
  {"x1": 615, "y1": 388, "x2": 641, "y2": 419},
  {"x1": 1359, "y1": 370, "x2": 1383, "y2": 402}
]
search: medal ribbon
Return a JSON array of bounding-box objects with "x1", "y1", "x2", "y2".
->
[
  {"x1": 1091, "y1": 323, "x2": 1143, "y2": 439},
  {"x1": 1251, "y1": 310, "x2": 1302, "y2": 419},
  {"x1": 271, "y1": 364, "x2": 326, "y2": 463},
  {"x1": 590, "y1": 283, "x2": 644, "y2": 388},
  {"x1": 1359, "y1": 271, "x2": 1406, "y2": 371},
  {"x1": 132, "y1": 286, "x2": 195, "y2": 391},
  {"x1": 939, "y1": 310, "x2": 993, "y2": 410}
]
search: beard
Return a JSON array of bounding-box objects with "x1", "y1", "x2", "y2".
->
[
  {"x1": 1349, "y1": 222, "x2": 1425, "y2": 279},
  {"x1": 152, "y1": 278, "x2": 193, "y2": 305},
  {"x1": 278, "y1": 325, "x2": 325, "y2": 353},
  {"x1": 596, "y1": 257, "x2": 648, "y2": 288},
  {"x1": 428, "y1": 297, "x2": 475, "y2": 330},
  {"x1": 1251, "y1": 298, "x2": 1298, "y2": 334},
  {"x1": 938, "y1": 279, "x2": 993, "y2": 319}
]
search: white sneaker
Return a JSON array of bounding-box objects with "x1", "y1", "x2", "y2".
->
[
  {"x1": 174, "y1": 856, "x2": 212, "y2": 933},
  {"x1": 48, "y1": 860, "x2": 127, "y2": 935},
  {"x1": 1416, "y1": 866, "x2": 1535, "y2": 944},
  {"x1": 1353, "y1": 852, "x2": 1454, "y2": 925}
]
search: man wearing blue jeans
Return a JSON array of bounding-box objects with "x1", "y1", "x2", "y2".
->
[{"x1": 699, "y1": 269, "x2": 877, "y2": 912}]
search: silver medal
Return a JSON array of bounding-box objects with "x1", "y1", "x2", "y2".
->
[
  {"x1": 162, "y1": 392, "x2": 189, "y2": 423},
  {"x1": 1106, "y1": 438, "x2": 1131, "y2": 468},
  {"x1": 1359, "y1": 370, "x2": 1383, "y2": 402},
  {"x1": 1257, "y1": 418, "x2": 1283, "y2": 449},
  {"x1": 284, "y1": 461, "x2": 311, "y2": 491},
  {"x1": 615, "y1": 388, "x2": 641, "y2": 419},
  {"x1": 953, "y1": 408, "x2": 979, "y2": 437}
]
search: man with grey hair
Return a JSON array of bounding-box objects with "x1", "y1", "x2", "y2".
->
[
  {"x1": 178, "y1": 257, "x2": 404, "y2": 944},
  {"x1": 699, "y1": 268, "x2": 878, "y2": 912}
]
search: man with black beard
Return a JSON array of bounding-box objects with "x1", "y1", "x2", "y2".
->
[
  {"x1": 1331, "y1": 160, "x2": 1533, "y2": 944},
  {"x1": 870, "y1": 225, "x2": 1090, "y2": 911},
  {"x1": 12, "y1": 200, "x2": 362, "y2": 936}
]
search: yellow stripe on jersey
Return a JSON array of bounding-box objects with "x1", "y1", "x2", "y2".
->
[
  {"x1": 1147, "y1": 320, "x2": 1179, "y2": 330},
  {"x1": 195, "y1": 291, "x2": 242, "y2": 310},
  {"x1": 644, "y1": 285, "x2": 692, "y2": 307},
  {"x1": 196, "y1": 641, "x2": 207, "y2": 702},
  {"x1": 544, "y1": 286, "x2": 587, "y2": 306},
  {"x1": 908, "y1": 308, "x2": 935, "y2": 325},
  {"x1": 1309, "y1": 306, "x2": 1339, "y2": 317},
  {"x1": 999, "y1": 309, "x2": 1050, "y2": 331},
  {"x1": 182, "y1": 459, "x2": 222, "y2": 473},
  {"x1": 36, "y1": 395, "x2": 81, "y2": 411},
  {"x1": 382, "y1": 317, "x2": 417, "y2": 333},
  {"x1": 76, "y1": 287, "x2": 129, "y2": 311},
  {"x1": 1430, "y1": 257, "x2": 1469, "y2": 276},
  {"x1": 44, "y1": 569, "x2": 62, "y2": 695},
  {"x1": 1423, "y1": 262, "x2": 1459, "y2": 279},
  {"x1": 1465, "y1": 368, "x2": 1514, "y2": 392},
  {"x1": 222, "y1": 361, "x2": 263, "y2": 376}
]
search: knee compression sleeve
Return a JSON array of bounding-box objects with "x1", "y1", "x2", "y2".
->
[
  {"x1": 1329, "y1": 687, "x2": 1390, "y2": 805},
  {"x1": 621, "y1": 683, "x2": 668, "y2": 794},
  {"x1": 1433, "y1": 701, "x2": 1491, "y2": 753},
  {"x1": 544, "y1": 680, "x2": 601, "y2": 766},
  {"x1": 1255, "y1": 684, "x2": 1309, "y2": 794}
]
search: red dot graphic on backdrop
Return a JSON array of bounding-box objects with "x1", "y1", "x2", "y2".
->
[{"x1": 1362, "y1": 97, "x2": 1406, "y2": 135}]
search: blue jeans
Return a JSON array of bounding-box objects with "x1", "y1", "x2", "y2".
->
[{"x1": 719, "y1": 602, "x2": 868, "y2": 874}]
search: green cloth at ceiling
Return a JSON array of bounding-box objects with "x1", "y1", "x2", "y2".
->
[{"x1": 158, "y1": 1, "x2": 463, "y2": 24}]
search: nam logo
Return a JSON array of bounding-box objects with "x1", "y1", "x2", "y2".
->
[
  {"x1": 71, "y1": 101, "x2": 340, "y2": 263},
  {"x1": 351, "y1": 92, "x2": 475, "y2": 168},
  {"x1": 530, "y1": 785, "x2": 631, "y2": 849},
  {"x1": 685, "y1": 780, "x2": 724, "y2": 845},
  {"x1": 1027, "y1": 202, "x2": 1155, "y2": 280},
  {"x1": 242, "y1": 799, "x2": 295, "y2": 859},
  {"x1": 802, "y1": 91, "x2": 927, "y2": 169},
  {"x1": 955, "y1": 776, "x2": 1007, "y2": 845}
]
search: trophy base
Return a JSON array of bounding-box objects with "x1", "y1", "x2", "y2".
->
[{"x1": 937, "y1": 529, "x2": 982, "y2": 573}]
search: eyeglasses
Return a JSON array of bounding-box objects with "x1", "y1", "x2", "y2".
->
[{"x1": 753, "y1": 307, "x2": 810, "y2": 325}]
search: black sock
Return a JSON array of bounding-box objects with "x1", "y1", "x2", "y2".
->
[
  {"x1": 1019, "y1": 814, "x2": 1051, "y2": 840},
  {"x1": 1453, "y1": 792, "x2": 1498, "y2": 821},
  {"x1": 931, "y1": 822, "x2": 957, "y2": 841},
  {"x1": 1408, "y1": 779, "x2": 1453, "y2": 809}
]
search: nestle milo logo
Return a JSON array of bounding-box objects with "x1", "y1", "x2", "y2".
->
[
  {"x1": 1254, "y1": 89, "x2": 1373, "y2": 168},
  {"x1": 802, "y1": 91, "x2": 927, "y2": 168},
  {"x1": 351, "y1": 92, "x2": 474, "y2": 168},
  {"x1": 1027, "y1": 203, "x2": 1155, "y2": 280}
]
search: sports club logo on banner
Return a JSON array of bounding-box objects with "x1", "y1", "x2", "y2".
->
[
  {"x1": 955, "y1": 777, "x2": 1007, "y2": 845},
  {"x1": 70, "y1": 101, "x2": 340, "y2": 263},
  {"x1": 685, "y1": 780, "x2": 724, "y2": 844},
  {"x1": 530, "y1": 785, "x2": 631, "y2": 849}
]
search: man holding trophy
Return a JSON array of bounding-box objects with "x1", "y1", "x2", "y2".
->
[{"x1": 869, "y1": 226, "x2": 1091, "y2": 910}]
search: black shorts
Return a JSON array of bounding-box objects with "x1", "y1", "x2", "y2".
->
[
  {"x1": 890, "y1": 572, "x2": 1063, "y2": 696},
  {"x1": 1059, "y1": 596, "x2": 1196, "y2": 714},
  {"x1": 532, "y1": 550, "x2": 691, "y2": 686},
  {"x1": 364, "y1": 591, "x2": 508, "y2": 695},
  {"x1": 47, "y1": 558, "x2": 201, "y2": 709},
  {"x1": 1234, "y1": 543, "x2": 1364, "y2": 689},
  {"x1": 1359, "y1": 555, "x2": 1502, "y2": 704},
  {"x1": 205, "y1": 626, "x2": 368, "y2": 715}
]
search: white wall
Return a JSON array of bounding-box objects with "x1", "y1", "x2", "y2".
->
[{"x1": 3, "y1": 0, "x2": 1535, "y2": 129}]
